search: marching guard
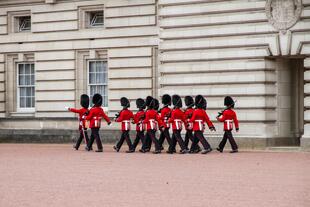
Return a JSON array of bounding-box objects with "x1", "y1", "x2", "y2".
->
[
  {"x1": 85, "y1": 93, "x2": 111, "y2": 152},
  {"x1": 216, "y1": 96, "x2": 239, "y2": 153},
  {"x1": 114, "y1": 97, "x2": 135, "y2": 153},
  {"x1": 158, "y1": 94, "x2": 172, "y2": 151},
  {"x1": 184, "y1": 96, "x2": 201, "y2": 153},
  {"x1": 168, "y1": 95, "x2": 188, "y2": 154},
  {"x1": 190, "y1": 95, "x2": 216, "y2": 154},
  {"x1": 132, "y1": 98, "x2": 146, "y2": 152},
  {"x1": 67, "y1": 94, "x2": 91, "y2": 150},
  {"x1": 143, "y1": 97, "x2": 163, "y2": 154}
]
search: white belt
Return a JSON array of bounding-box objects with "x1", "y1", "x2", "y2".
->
[
  {"x1": 138, "y1": 120, "x2": 143, "y2": 131},
  {"x1": 225, "y1": 120, "x2": 233, "y2": 130},
  {"x1": 149, "y1": 119, "x2": 156, "y2": 130},
  {"x1": 195, "y1": 120, "x2": 204, "y2": 131},
  {"x1": 174, "y1": 119, "x2": 182, "y2": 130},
  {"x1": 122, "y1": 120, "x2": 131, "y2": 130}
]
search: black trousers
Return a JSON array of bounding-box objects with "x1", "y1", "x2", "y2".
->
[
  {"x1": 191, "y1": 131, "x2": 211, "y2": 150},
  {"x1": 144, "y1": 132, "x2": 152, "y2": 150},
  {"x1": 159, "y1": 128, "x2": 172, "y2": 148},
  {"x1": 75, "y1": 129, "x2": 90, "y2": 149},
  {"x1": 218, "y1": 130, "x2": 238, "y2": 150},
  {"x1": 87, "y1": 128, "x2": 103, "y2": 150},
  {"x1": 169, "y1": 130, "x2": 187, "y2": 151},
  {"x1": 145, "y1": 129, "x2": 160, "y2": 151},
  {"x1": 116, "y1": 130, "x2": 133, "y2": 150},
  {"x1": 132, "y1": 131, "x2": 145, "y2": 150},
  {"x1": 184, "y1": 130, "x2": 200, "y2": 151}
]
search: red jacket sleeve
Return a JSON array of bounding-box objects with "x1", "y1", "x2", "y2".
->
[
  {"x1": 189, "y1": 110, "x2": 196, "y2": 123},
  {"x1": 204, "y1": 111, "x2": 214, "y2": 128},
  {"x1": 69, "y1": 108, "x2": 82, "y2": 114},
  {"x1": 100, "y1": 110, "x2": 111, "y2": 123},
  {"x1": 233, "y1": 111, "x2": 239, "y2": 129},
  {"x1": 217, "y1": 112, "x2": 226, "y2": 122},
  {"x1": 168, "y1": 110, "x2": 175, "y2": 123}
]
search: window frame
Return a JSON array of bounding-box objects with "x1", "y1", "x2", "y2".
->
[
  {"x1": 16, "y1": 62, "x2": 35, "y2": 113},
  {"x1": 18, "y1": 16, "x2": 31, "y2": 32},
  {"x1": 87, "y1": 60, "x2": 108, "y2": 110}
]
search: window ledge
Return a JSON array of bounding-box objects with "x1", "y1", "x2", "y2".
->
[{"x1": 10, "y1": 112, "x2": 35, "y2": 117}]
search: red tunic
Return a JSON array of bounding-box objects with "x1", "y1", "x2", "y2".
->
[
  {"x1": 143, "y1": 109, "x2": 162, "y2": 131},
  {"x1": 217, "y1": 109, "x2": 239, "y2": 131},
  {"x1": 116, "y1": 108, "x2": 134, "y2": 131},
  {"x1": 160, "y1": 106, "x2": 172, "y2": 128},
  {"x1": 184, "y1": 107, "x2": 194, "y2": 130},
  {"x1": 134, "y1": 110, "x2": 145, "y2": 132},
  {"x1": 69, "y1": 107, "x2": 89, "y2": 129},
  {"x1": 85, "y1": 107, "x2": 111, "y2": 129},
  {"x1": 190, "y1": 109, "x2": 214, "y2": 132},
  {"x1": 168, "y1": 108, "x2": 186, "y2": 131}
]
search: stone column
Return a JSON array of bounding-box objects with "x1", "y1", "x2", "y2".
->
[{"x1": 301, "y1": 57, "x2": 310, "y2": 151}]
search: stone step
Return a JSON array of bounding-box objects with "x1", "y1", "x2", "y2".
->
[{"x1": 267, "y1": 146, "x2": 301, "y2": 152}]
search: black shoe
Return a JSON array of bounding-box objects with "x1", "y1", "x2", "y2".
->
[
  {"x1": 113, "y1": 146, "x2": 120, "y2": 152},
  {"x1": 173, "y1": 149, "x2": 176, "y2": 153},
  {"x1": 139, "y1": 149, "x2": 146, "y2": 153},
  {"x1": 230, "y1": 149, "x2": 238, "y2": 153},
  {"x1": 85, "y1": 146, "x2": 91, "y2": 151},
  {"x1": 145, "y1": 148, "x2": 150, "y2": 152},
  {"x1": 73, "y1": 145, "x2": 78, "y2": 150},
  {"x1": 179, "y1": 149, "x2": 189, "y2": 154},
  {"x1": 152, "y1": 150, "x2": 161, "y2": 154},
  {"x1": 160, "y1": 146, "x2": 164, "y2": 151},
  {"x1": 126, "y1": 149, "x2": 135, "y2": 153},
  {"x1": 216, "y1": 148, "x2": 223, "y2": 153},
  {"x1": 201, "y1": 148, "x2": 212, "y2": 154},
  {"x1": 166, "y1": 150, "x2": 174, "y2": 154},
  {"x1": 95, "y1": 149, "x2": 103, "y2": 152}
]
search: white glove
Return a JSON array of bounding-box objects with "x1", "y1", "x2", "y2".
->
[{"x1": 65, "y1": 106, "x2": 70, "y2": 111}]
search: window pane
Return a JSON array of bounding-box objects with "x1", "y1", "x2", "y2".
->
[
  {"x1": 31, "y1": 97, "x2": 35, "y2": 108},
  {"x1": 31, "y1": 87, "x2": 35, "y2": 97},
  {"x1": 89, "y1": 62, "x2": 95, "y2": 73},
  {"x1": 19, "y1": 75, "x2": 25, "y2": 86},
  {"x1": 26, "y1": 97, "x2": 31, "y2": 108},
  {"x1": 20, "y1": 88, "x2": 26, "y2": 97},
  {"x1": 25, "y1": 64, "x2": 30, "y2": 75},
  {"x1": 31, "y1": 64, "x2": 34, "y2": 74},
  {"x1": 96, "y1": 61, "x2": 102, "y2": 73},
  {"x1": 20, "y1": 97, "x2": 26, "y2": 108},
  {"x1": 19, "y1": 64, "x2": 24, "y2": 75},
  {"x1": 26, "y1": 87, "x2": 32, "y2": 96},
  {"x1": 89, "y1": 72, "x2": 95, "y2": 84},
  {"x1": 31, "y1": 74, "x2": 35, "y2": 85}
]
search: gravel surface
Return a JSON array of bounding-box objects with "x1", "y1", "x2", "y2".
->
[{"x1": 0, "y1": 144, "x2": 309, "y2": 207}]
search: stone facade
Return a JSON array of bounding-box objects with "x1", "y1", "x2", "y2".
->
[{"x1": 0, "y1": 0, "x2": 309, "y2": 150}]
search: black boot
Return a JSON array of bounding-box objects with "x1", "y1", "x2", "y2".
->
[
  {"x1": 201, "y1": 148, "x2": 212, "y2": 154},
  {"x1": 230, "y1": 149, "x2": 238, "y2": 153},
  {"x1": 113, "y1": 146, "x2": 120, "y2": 152},
  {"x1": 216, "y1": 148, "x2": 223, "y2": 153},
  {"x1": 95, "y1": 149, "x2": 103, "y2": 152}
]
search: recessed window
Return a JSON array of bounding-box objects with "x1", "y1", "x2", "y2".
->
[
  {"x1": 17, "y1": 63, "x2": 35, "y2": 110},
  {"x1": 17, "y1": 16, "x2": 31, "y2": 32},
  {"x1": 89, "y1": 11, "x2": 104, "y2": 27},
  {"x1": 88, "y1": 61, "x2": 108, "y2": 107}
]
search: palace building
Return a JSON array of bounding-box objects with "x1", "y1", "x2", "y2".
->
[{"x1": 0, "y1": 0, "x2": 310, "y2": 150}]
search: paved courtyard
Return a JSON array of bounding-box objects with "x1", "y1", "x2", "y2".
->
[{"x1": 0, "y1": 144, "x2": 309, "y2": 207}]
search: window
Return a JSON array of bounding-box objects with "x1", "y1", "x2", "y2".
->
[
  {"x1": 88, "y1": 61, "x2": 108, "y2": 107},
  {"x1": 89, "y1": 11, "x2": 104, "y2": 27},
  {"x1": 18, "y1": 16, "x2": 31, "y2": 32},
  {"x1": 78, "y1": 6, "x2": 104, "y2": 29},
  {"x1": 17, "y1": 63, "x2": 35, "y2": 111}
]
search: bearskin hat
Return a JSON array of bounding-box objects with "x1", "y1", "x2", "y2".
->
[
  {"x1": 136, "y1": 98, "x2": 145, "y2": 110},
  {"x1": 224, "y1": 96, "x2": 234, "y2": 108},
  {"x1": 162, "y1": 94, "x2": 171, "y2": 106},
  {"x1": 145, "y1": 96, "x2": 154, "y2": 108},
  {"x1": 195, "y1": 95, "x2": 204, "y2": 109},
  {"x1": 92, "y1": 93, "x2": 102, "y2": 107},
  {"x1": 172, "y1": 94, "x2": 182, "y2": 108},
  {"x1": 184, "y1": 96, "x2": 194, "y2": 107},
  {"x1": 153, "y1": 98, "x2": 160, "y2": 110},
  {"x1": 80, "y1": 94, "x2": 89, "y2": 108},
  {"x1": 120, "y1": 97, "x2": 130, "y2": 108}
]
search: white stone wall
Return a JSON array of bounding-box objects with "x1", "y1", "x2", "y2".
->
[{"x1": 0, "y1": 0, "x2": 309, "y2": 147}]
